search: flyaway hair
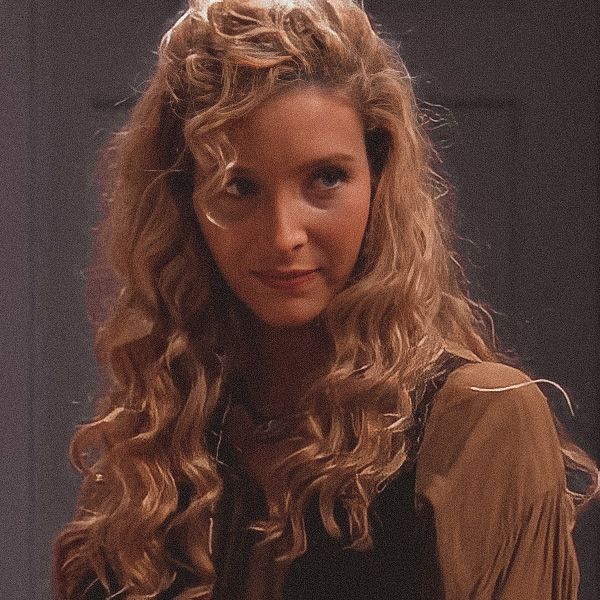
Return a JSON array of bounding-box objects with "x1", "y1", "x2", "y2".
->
[{"x1": 53, "y1": 1, "x2": 599, "y2": 598}]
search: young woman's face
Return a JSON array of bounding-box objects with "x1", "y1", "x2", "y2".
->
[{"x1": 194, "y1": 86, "x2": 372, "y2": 328}]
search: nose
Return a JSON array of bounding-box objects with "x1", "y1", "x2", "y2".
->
[{"x1": 258, "y1": 190, "x2": 309, "y2": 253}]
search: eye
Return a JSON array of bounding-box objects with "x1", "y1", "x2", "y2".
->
[
  {"x1": 224, "y1": 176, "x2": 259, "y2": 198},
  {"x1": 312, "y1": 166, "x2": 350, "y2": 192}
]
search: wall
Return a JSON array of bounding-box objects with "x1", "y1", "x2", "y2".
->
[{"x1": 1, "y1": 1, "x2": 597, "y2": 597}]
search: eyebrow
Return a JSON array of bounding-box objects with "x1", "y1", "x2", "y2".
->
[
  {"x1": 228, "y1": 152, "x2": 359, "y2": 176},
  {"x1": 297, "y1": 153, "x2": 358, "y2": 170}
]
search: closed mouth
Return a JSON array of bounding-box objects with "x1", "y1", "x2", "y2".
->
[
  {"x1": 252, "y1": 268, "x2": 320, "y2": 290},
  {"x1": 253, "y1": 269, "x2": 319, "y2": 280}
]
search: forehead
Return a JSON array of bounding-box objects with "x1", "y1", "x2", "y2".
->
[{"x1": 224, "y1": 86, "x2": 366, "y2": 168}]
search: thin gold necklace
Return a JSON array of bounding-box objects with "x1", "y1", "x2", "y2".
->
[
  {"x1": 242, "y1": 400, "x2": 312, "y2": 441},
  {"x1": 226, "y1": 376, "x2": 312, "y2": 442}
]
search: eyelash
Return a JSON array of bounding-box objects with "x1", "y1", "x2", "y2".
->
[
  {"x1": 224, "y1": 177, "x2": 259, "y2": 198},
  {"x1": 313, "y1": 167, "x2": 350, "y2": 191},
  {"x1": 223, "y1": 166, "x2": 350, "y2": 198}
]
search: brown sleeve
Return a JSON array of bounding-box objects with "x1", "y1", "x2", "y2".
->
[{"x1": 415, "y1": 361, "x2": 580, "y2": 599}]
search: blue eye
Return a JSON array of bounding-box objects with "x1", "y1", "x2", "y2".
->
[
  {"x1": 313, "y1": 167, "x2": 349, "y2": 191},
  {"x1": 224, "y1": 177, "x2": 259, "y2": 198}
]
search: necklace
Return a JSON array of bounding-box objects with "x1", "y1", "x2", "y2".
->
[
  {"x1": 242, "y1": 401, "x2": 312, "y2": 441},
  {"x1": 222, "y1": 375, "x2": 312, "y2": 442}
]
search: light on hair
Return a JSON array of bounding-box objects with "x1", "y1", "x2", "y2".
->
[{"x1": 469, "y1": 378, "x2": 575, "y2": 417}]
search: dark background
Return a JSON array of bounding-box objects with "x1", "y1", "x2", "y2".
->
[{"x1": 1, "y1": 1, "x2": 597, "y2": 598}]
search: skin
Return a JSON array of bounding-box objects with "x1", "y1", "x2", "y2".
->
[
  {"x1": 194, "y1": 85, "x2": 373, "y2": 405},
  {"x1": 194, "y1": 85, "x2": 372, "y2": 330},
  {"x1": 192, "y1": 86, "x2": 373, "y2": 496}
]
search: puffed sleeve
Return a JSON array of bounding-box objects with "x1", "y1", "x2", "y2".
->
[{"x1": 415, "y1": 361, "x2": 580, "y2": 599}]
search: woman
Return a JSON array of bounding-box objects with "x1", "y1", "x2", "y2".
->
[{"x1": 53, "y1": 1, "x2": 598, "y2": 598}]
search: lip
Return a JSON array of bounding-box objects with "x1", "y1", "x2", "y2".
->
[{"x1": 252, "y1": 268, "x2": 320, "y2": 291}]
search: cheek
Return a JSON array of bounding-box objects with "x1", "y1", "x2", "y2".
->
[
  {"x1": 321, "y1": 206, "x2": 370, "y2": 276},
  {"x1": 196, "y1": 214, "x2": 236, "y2": 277},
  {"x1": 339, "y1": 194, "x2": 371, "y2": 247}
]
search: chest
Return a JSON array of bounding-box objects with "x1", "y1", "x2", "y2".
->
[
  {"x1": 207, "y1": 352, "x2": 473, "y2": 599},
  {"x1": 221, "y1": 402, "x2": 309, "y2": 514},
  {"x1": 211, "y1": 461, "x2": 424, "y2": 600}
]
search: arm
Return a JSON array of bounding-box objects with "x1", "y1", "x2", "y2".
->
[{"x1": 415, "y1": 361, "x2": 580, "y2": 599}]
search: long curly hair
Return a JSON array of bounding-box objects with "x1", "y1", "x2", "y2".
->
[{"x1": 53, "y1": 1, "x2": 599, "y2": 598}]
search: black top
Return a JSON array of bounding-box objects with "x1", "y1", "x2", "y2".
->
[
  {"x1": 209, "y1": 351, "x2": 473, "y2": 600},
  {"x1": 83, "y1": 352, "x2": 474, "y2": 600}
]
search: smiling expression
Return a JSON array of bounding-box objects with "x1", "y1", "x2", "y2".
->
[{"x1": 193, "y1": 86, "x2": 373, "y2": 328}]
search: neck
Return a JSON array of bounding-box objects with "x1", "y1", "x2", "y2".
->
[{"x1": 242, "y1": 318, "x2": 333, "y2": 417}]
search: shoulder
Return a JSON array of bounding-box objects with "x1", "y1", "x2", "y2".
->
[
  {"x1": 413, "y1": 359, "x2": 580, "y2": 597},
  {"x1": 416, "y1": 360, "x2": 566, "y2": 500},
  {"x1": 431, "y1": 359, "x2": 558, "y2": 426},
  {"x1": 437, "y1": 359, "x2": 542, "y2": 405}
]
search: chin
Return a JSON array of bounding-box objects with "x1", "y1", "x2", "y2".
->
[{"x1": 250, "y1": 306, "x2": 324, "y2": 329}]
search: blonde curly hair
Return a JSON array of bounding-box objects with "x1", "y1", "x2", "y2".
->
[{"x1": 53, "y1": 1, "x2": 599, "y2": 598}]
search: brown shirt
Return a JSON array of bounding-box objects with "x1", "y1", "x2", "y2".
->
[
  {"x1": 415, "y1": 355, "x2": 579, "y2": 598},
  {"x1": 240, "y1": 349, "x2": 580, "y2": 599},
  {"x1": 82, "y1": 351, "x2": 581, "y2": 600}
]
